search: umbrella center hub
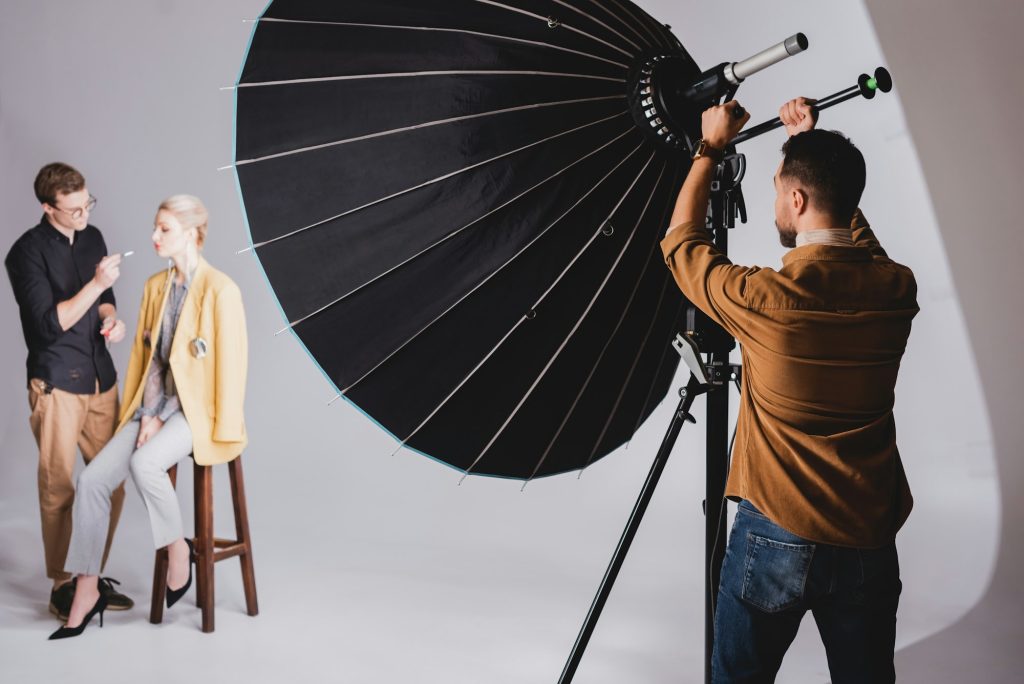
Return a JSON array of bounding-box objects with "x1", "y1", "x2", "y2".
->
[{"x1": 627, "y1": 53, "x2": 704, "y2": 154}]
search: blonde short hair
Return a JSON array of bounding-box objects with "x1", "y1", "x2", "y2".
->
[{"x1": 158, "y1": 194, "x2": 209, "y2": 249}]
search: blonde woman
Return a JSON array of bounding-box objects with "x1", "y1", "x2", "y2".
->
[{"x1": 51, "y1": 195, "x2": 247, "y2": 639}]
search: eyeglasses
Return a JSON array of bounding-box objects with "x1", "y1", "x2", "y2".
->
[{"x1": 51, "y1": 195, "x2": 97, "y2": 220}]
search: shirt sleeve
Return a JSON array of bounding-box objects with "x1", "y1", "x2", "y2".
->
[
  {"x1": 157, "y1": 377, "x2": 181, "y2": 422},
  {"x1": 4, "y1": 240, "x2": 65, "y2": 346},
  {"x1": 659, "y1": 221, "x2": 761, "y2": 341},
  {"x1": 95, "y1": 230, "x2": 116, "y2": 307}
]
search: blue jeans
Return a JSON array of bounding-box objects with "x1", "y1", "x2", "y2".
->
[{"x1": 712, "y1": 500, "x2": 902, "y2": 684}]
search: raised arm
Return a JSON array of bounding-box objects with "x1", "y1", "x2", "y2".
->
[{"x1": 661, "y1": 101, "x2": 758, "y2": 340}]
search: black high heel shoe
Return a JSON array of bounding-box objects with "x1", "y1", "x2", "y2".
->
[
  {"x1": 48, "y1": 593, "x2": 108, "y2": 640},
  {"x1": 166, "y1": 538, "x2": 195, "y2": 609}
]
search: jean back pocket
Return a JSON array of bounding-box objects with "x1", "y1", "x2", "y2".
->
[{"x1": 741, "y1": 533, "x2": 814, "y2": 613}]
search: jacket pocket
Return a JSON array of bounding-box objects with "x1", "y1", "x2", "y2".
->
[{"x1": 741, "y1": 533, "x2": 814, "y2": 613}]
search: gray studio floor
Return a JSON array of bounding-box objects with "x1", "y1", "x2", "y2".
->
[{"x1": 0, "y1": 375, "x2": 998, "y2": 683}]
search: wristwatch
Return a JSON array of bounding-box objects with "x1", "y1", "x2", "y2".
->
[{"x1": 691, "y1": 138, "x2": 724, "y2": 162}]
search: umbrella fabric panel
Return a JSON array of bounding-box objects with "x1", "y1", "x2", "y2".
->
[
  {"x1": 358, "y1": 152, "x2": 666, "y2": 477},
  {"x1": 335, "y1": 140, "x2": 654, "y2": 440},
  {"x1": 403, "y1": 159, "x2": 681, "y2": 478},
  {"x1": 236, "y1": 73, "x2": 625, "y2": 163},
  {"x1": 539, "y1": 282, "x2": 689, "y2": 476},
  {"x1": 236, "y1": 97, "x2": 627, "y2": 243},
  {"x1": 306, "y1": 131, "x2": 650, "y2": 410},
  {"x1": 254, "y1": 0, "x2": 658, "y2": 64},
  {"x1": 238, "y1": 19, "x2": 627, "y2": 93},
  {"x1": 256, "y1": 114, "x2": 635, "y2": 328},
  {"x1": 484, "y1": 165, "x2": 685, "y2": 477}
]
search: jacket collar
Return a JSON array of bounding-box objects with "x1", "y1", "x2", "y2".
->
[
  {"x1": 782, "y1": 244, "x2": 873, "y2": 267},
  {"x1": 164, "y1": 255, "x2": 210, "y2": 292}
]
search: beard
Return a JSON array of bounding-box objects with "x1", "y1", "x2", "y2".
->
[{"x1": 775, "y1": 220, "x2": 797, "y2": 248}]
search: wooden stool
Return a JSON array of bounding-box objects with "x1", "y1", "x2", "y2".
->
[{"x1": 149, "y1": 454, "x2": 258, "y2": 632}]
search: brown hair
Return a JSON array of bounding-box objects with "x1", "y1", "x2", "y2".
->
[
  {"x1": 34, "y1": 163, "x2": 86, "y2": 206},
  {"x1": 158, "y1": 195, "x2": 209, "y2": 249},
  {"x1": 780, "y1": 130, "x2": 866, "y2": 223}
]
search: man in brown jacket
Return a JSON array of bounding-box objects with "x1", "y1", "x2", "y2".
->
[{"x1": 661, "y1": 99, "x2": 917, "y2": 683}]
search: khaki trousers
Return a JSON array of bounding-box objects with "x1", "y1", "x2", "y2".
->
[{"x1": 27, "y1": 378, "x2": 124, "y2": 584}]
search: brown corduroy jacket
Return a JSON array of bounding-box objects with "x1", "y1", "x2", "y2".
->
[{"x1": 660, "y1": 211, "x2": 917, "y2": 548}]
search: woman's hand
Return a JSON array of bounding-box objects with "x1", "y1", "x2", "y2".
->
[{"x1": 137, "y1": 415, "x2": 165, "y2": 449}]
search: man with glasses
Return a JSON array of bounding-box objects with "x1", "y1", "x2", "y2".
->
[{"x1": 5, "y1": 162, "x2": 134, "y2": 621}]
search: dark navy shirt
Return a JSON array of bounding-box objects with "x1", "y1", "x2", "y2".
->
[{"x1": 5, "y1": 216, "x2": 117, "y2": 394}]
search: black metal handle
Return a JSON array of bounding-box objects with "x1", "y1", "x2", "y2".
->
[{"x1": 732, "y1": 66, "x2": 892, "y2": 145}]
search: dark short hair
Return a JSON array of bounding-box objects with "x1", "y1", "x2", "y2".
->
[
  {"x1": 780, "y1": 130, "x2": 866, "y2": 222},
  {"x1": 34, "y1": 162, "x2": 86, "y2": 206}
]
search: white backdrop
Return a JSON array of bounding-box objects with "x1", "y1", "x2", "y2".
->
[{"x1": 0, "y1": 2, "x2": 1006, "y2": 683}]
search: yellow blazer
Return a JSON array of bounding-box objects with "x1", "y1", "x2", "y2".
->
[{"x1": 118, "y1": 257, "x2": 248, "y2": 465}]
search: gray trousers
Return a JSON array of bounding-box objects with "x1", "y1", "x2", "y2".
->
[{"x1": 64, "y1": 412, "x2": 193, "y2": 576}]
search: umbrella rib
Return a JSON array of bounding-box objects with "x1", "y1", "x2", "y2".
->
[
  {"x1": 252, "y1": 17, "x2": 629, "y2": 70},
  {"x1": 284, "y1": 126, "x2": 636, "y2": 334},
  {"x1": 235, "y1": 94, "x2": 625, "y2": 167},
  {"x1": 604, "y1": 0, "x2": 673, "y2": 50},
  {"x1": 580, "y1": 0, "x2": 656, "y2": 51},
  {"x1": 248, "y1": 110, "x2": 630, "y2": 251},
  {"x1": 471, "y1": 0, "x2": 634, "y2": 59},
  {"x1": 235, "y1": 69, "x2": 625, "y2": 89},
  {"x1": 459, "y1": 155, "x2": 661, "y2": 482},
  {"x1": 546, "y1": 0, "x2": 642, "y2": 53},
  {"x1": 579, "y1": 273, "x2": 674, "y2": 476},
  {"x1": 522, "y1": 172, "x2": 669, "y2": 484},
  {"x1": 341, "y1": 138, "x2": 646, "y2": 400}
]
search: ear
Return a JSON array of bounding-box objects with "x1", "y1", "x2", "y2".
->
[{"x1": 790, "y1": 187, "x2": 808, "y2": 216}]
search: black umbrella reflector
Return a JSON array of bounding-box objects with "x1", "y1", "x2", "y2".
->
[{"x1": 233, "y1": 0, "x2": 704, "y2": 480}]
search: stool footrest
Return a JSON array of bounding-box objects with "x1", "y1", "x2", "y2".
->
[{"x1": 212, "y1": 540, "x2": 247, "y2": 563}]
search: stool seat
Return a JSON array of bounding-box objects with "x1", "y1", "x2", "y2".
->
[{"x1": 150, "y1": 454, "x2": 258, "y2": 632}]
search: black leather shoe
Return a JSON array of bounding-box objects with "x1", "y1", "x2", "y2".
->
[
  {"x1": 49, "y1": 579, "x2": 76, "y2": 622},
  {"x1": 166, "y1": 539, "x2": 195, "y2": 609},
  {"x1": 48, "y1": 594, "x2": 108, "y2": 640},
  {"x1": 98, "y1": 577, "x2": 134, "y2": 611}
]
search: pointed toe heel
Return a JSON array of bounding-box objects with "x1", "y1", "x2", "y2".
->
[
  {"x1": 166, "y1": 538, "x2": 195, "y2": 610},
  {"x1": 47, "y1": 594, "x2": 108, "y2": 640}
]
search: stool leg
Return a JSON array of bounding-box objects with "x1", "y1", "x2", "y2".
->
[
  {"x1": 150, "y1": 548, "x2": 169, "y2": 624},
  {"x1": 150, "y1": 464, "x2": 178, "y2": 624},
  {"x1": 193, "y1": 463, "x2": 205, "y2": 610},
  {"x1": 229, "y1": 457, "x2": 259, "y2": 616},
  {"x1": 194, "y1": 461, "x2": 215, "y2": 633}
]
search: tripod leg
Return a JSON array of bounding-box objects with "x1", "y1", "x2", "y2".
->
[{"x1": 558, "y1": 375, "x2": 703, "y2": 684}]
